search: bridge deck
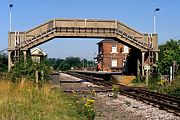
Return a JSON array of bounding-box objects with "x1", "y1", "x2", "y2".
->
[{"x1": 8, "y1": 18, "x2": 158, "y2": 52}]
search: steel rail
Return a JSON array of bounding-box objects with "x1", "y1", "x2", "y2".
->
[{"x1": 66, "y1": 71, "x2": 180, "y2": 115}]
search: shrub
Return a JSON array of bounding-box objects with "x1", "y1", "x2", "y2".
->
[{"x1": 132, "y1": 77, "x2": 144, "y2": 84}]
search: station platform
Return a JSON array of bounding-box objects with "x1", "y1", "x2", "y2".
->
[{"x1": 68, "y1": 70, "x2": 122, "y2": 81}]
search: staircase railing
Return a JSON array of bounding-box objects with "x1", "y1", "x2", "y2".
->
[{"x1": 19, "y1": 26, "x2": 149, "y2": 50}]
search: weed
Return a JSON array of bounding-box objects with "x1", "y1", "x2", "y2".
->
[
  {"x1": 112, "y1": 85, "x2": 120, "y2": 98},
  {"x1": 125, "y1": 101, "x2": 131, "y2": 106},
  {"x1": 72, "y1": 90, "x2": 96, "y2": 120},
  {"x1": 132, "y1": 77, "x2": 144, "y2": 84}
]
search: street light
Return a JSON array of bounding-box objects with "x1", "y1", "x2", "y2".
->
[
  {"x1": 9, "y1": 3, "x2": 13, "y2": 31},
  {"x1": 153, "y1": 8, "x2": 160, "y2": 33}
]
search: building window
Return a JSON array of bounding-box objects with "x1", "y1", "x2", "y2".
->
[
  {"x1": 111, "y1": 44, "x2": 118, "y2": 53},
  {"x1": 32, "y1": 56, "x2": 40, "y2": 63},
  {"x1": 123, "y1": 45, "x2": 129, "y2": 54},
  {"x1": 111, "y1": 59, "x2": 117, "y2": 67}
]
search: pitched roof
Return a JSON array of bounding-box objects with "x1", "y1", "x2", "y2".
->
[
  {"x1": 31, "y1": 48, "x2": 47, "y2": 56},
  {"x1": 97, "y1": 39, "x2": 118, "y2": 44}
]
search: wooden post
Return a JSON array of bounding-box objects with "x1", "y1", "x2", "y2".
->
[
  {"x1": 137, "y1": 59, "x2": 140, "y2": 76},
  {"x1": 142, "y1": 52, "x2": 145, "y2": 77},
  {"x1": 36, "y1": 70, "x2": 39, "y2": 88},
  {"x1": 8, "y1": 51, "x2": 12, "y2": 72},
  {"x1": 23, "y1": 50, "x2": 27, "y2": 64},
  {"x1": 170, "y1": 66, "x2": 173, "y2": 84},
  {"x1": 41, "y1": 70, "x2": 44, "y2": 81},
  {"x1": 144, "y1": 65, "x2": 150, "y2": 86},
  {"x1": 145, "y1": 70, "x2": 149, "y2": 86},
  {"x1": 155, "y1": 52, "x2": 158, "y2": 61}
]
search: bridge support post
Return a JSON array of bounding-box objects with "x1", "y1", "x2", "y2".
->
[
  {"x1": 8, "y1": 51, "x2": 12, "y2": 72},
  {"x1": 137, "y1": 59, "x2": 140, "y2": 76},
  {"x1": 141, "y1": 52, "x2": 145, "y2": 77}
]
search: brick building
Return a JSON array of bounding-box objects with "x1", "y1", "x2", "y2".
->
[{"x1": 96, "y1": 39, "x2": 129, "y2": 72}]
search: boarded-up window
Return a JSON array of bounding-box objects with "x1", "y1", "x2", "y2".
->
[{"x1": 111, "y1": 59, "x2": 117, "y2": 67}]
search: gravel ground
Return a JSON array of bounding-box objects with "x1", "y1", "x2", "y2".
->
[
  {"x1": 94, "y1": 92, "x2": 180, "y2": 120},
  {"x1": 51, "y1": 73, "x2": 180, "y2": 120}
]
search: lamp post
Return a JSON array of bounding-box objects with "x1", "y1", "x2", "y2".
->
[
  {"x1": 9, "y1": 3, "x2": 13, "y2": 32},
  {"x1": 153, "y1": 8, "x2": 160, "y2": 33}
]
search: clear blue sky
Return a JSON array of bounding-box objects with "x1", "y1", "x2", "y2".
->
[{"x1": 1, "y1": 0, "x2": 180, "y2": 59}]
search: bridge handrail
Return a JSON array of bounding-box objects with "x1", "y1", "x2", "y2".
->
[
  {"x1": 20, "y1": 26, "x2": 149, "y2": 50},
  {"x1": 116, "y1": 21, "x2": 142, "y2": 37},
  {"x1": 20, "y1": 27, "x2": 56, "y2": 48},
  {"x1": 25, "y1": 19, "x2": 54, "y2": 34}
]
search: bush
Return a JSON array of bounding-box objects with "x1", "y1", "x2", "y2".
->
[
  {"x1": 9, "y1": 54, "x2": 51, "y2": 83},
  {"x1": 132, "y1": 77, "x2": 144, "y2": 84}
]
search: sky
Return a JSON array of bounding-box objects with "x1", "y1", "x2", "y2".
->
[{"x1": 0, "y1": 0, "x2": 180, "y2": 60}]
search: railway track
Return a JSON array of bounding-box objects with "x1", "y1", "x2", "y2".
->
[{"x1": 64, "y1": 70, "x2": 180, "y2": 116}]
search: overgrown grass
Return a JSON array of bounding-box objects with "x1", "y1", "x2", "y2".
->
[
  {"x1": 132, "y1": 75, "x2": 180, "y2": 97},
  {"x1": 148, "y1": 75, "x2": 180, "y2": 97},
  {"x1": 0, "y1": 80, "x2": 88, "y2": 120}
]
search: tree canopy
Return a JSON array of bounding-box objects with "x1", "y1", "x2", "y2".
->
[
  {"x1": 158, "y1": 39, "x2": 180, "y2": 75},
  {"x1": 47, "y1": 57, "x2": 94, "y2": 71},
  {"x1": 0, "y1": 53, "x2": 8, "y2": 72}
]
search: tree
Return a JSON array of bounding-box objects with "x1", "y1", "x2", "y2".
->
[
  {"x1": 9, "y1": 53, "x2": 51, "y2": 82},
  {"x1": 58, "y1": 62, "x2": 71, "y2": 71},
  {"x1": 158, "y1": 39, "x2": 180, "y2": 75},
  {"x1": 0, "y1": 53, "x2": 8, "y2": 72},
  {"x1": 46, "y1": 57, "x2": 94, "y2": 71},
  {"x1": 47, "y1": 58, "x2": 64, "y2": 70},
  {"x1": 57, "y1": 57, "x2": 81, "y2": 71}
]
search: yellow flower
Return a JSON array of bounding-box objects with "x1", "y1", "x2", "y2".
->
[
  {"x1": 85, "y1": 103, "x2": 90, "y2": 107},
  {"x1": 91, "y1": 90, "x2": 96, "y2": 96},
  {"x1": 158, "y1": 79, "x2": 165, "y2": 86},
  {"x1": 86, "y1": 99, "x2": 95, "y2": 105}
]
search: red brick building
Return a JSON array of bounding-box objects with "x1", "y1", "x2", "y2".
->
[{"x1": 96, "y1": 39, "x2": 130, "y2": 72}]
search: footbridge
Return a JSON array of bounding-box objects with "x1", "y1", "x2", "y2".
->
[{"x1": 8, "y1": 18, "x2": 159, "y2": 76}]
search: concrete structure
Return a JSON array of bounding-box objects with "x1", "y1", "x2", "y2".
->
[
  {"x1": 96, "y1": 39, "x2": 129, "y2": 72},
  {"x1": 8, "y1": 18, "x2": 159, "y2": 77}
]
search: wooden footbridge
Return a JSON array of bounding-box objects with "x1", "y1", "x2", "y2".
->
[{"x1": 8, "y1": 18, "x2": 159, "y2": 76}]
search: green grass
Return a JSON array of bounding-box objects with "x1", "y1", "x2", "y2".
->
[{"x1": 0, "y1": 80, "x2": 88, "y2": 120}]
